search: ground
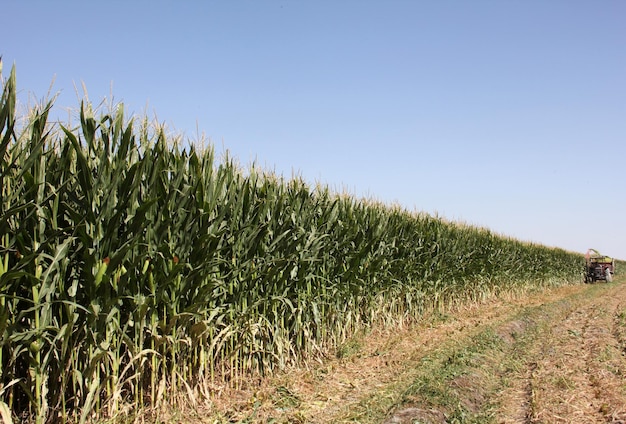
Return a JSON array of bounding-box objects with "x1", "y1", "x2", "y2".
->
[{"x1": 140, "y1": 276, "x2": 626, "y2": 423}]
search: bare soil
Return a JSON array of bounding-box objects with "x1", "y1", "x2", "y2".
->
[{"x1": 153, "y1": 277, "x2": 626, "y2": 423}]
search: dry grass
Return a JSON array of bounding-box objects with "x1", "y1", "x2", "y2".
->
[
  {"x1": 497, "y1": 279, "x2": 626, "y2": 423},
  {"x1": 126, "y1": 283, "x2": 588, "y2": 423}
]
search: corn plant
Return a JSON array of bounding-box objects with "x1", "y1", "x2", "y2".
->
[{"x1": 0, "y1": 65, "x2": 585, "y2": 422}]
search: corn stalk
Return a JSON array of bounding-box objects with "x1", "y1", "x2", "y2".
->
[{"x1": 0, "y1": 65, "x2": 585, "y2": 421}]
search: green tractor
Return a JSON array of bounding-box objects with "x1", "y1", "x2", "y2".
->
[{"x1": 584, "y1": 249, "x2": 615, "y2": 283}]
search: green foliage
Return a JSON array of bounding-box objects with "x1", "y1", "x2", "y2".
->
[{"x1": 0, "y1": 66, "x2": 584, "y2": 422}]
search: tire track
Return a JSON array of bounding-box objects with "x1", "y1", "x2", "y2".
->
[
  {"x1": 499, "y1": 283, "x2": 626, "y2": 423},
  {"x1": 207, "y1": 281, "x2": 626, "y2": 423}
]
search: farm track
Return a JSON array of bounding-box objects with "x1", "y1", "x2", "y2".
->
[
  {"x1": 498, "y1": 282, "x2": 626, "y2": 423},
  {"x1": 163, "y1": 278, "x2": 626, "y2": 423}
]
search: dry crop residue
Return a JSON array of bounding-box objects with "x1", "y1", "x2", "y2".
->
[
  {"x1": 498, "y1": 282, "x2": 626, "y2": 423},
  {"x1": 200, "y1": 279, "x2": 626, "y2": 423}
]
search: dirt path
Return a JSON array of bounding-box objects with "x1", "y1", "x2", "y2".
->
[
  {"x1": 203, "y1": 277, "x2": 626, "y2": 423},
  {"x1": 497, "y1": 280, "x2": 626, "y2": 423}
]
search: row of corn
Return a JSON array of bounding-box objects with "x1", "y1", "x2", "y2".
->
[{"x1": 0, "y1": 66, "x2": 584, "y2": 423}]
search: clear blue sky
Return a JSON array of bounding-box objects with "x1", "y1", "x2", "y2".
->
[{"x1": 2, "y1": 1, "x2": 625, "y2": 259}]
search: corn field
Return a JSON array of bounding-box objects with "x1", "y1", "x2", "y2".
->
[{"x1": 0, "y1": 65, "x2": 584, "y2": 423}]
